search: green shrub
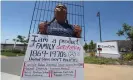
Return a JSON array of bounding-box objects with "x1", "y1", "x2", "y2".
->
[
  {"x1": 6, "y1": 49, "x2": 12, "y2": 52},
  {"x1": 21, "y1": 50, "x2": 26, "y2": 54},
  {"x1": 1, "y1": 50, "x2": 6, "y2": 52},
  {"x1": 122, "y1": 52, "x2": 133, "y2": 61},
  {"x1": 12, "y1": 49, "x2": 21, "y2": 53},
  {"x1": 1, "y1": 52, "x2": 25, "y2": 56},
  {"x1": 1, "y1": 49, "x2": 12, "y2": 52},
  {"x1": 84, "y1": 56, "x2": 118, "y2": 65}
]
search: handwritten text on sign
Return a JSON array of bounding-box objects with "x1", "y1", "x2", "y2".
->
[{"x1": 21, "y1": 34, "x2": 84, "y2": 80}]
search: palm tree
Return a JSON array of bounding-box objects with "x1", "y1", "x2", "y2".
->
[
  {"x1": 14, "y1": 35, "x2": 28, "y2": 51},
  {"x1": 13, "y1": 39, "x2": 19, "y2": 49}
]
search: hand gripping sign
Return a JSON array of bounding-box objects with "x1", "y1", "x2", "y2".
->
[{"x1": 20, "y1": 34, "x2": 84, "y2": 80}]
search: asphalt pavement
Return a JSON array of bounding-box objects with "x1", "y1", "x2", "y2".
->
[{"x1": 1, "y1": 56, "x2": 25, "y2": 76}]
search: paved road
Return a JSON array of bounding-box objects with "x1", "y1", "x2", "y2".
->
[{"x1": 1, "y1": 56, "x2": 24, "y2": 76}]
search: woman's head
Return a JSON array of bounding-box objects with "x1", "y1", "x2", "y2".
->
[{"x1": 54, "y1": 4, "x2": 67, "y2": 23}]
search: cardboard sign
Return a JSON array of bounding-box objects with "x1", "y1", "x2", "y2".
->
[{"x1": 20, "y1": 34, "x2": 84, "y2": 80}]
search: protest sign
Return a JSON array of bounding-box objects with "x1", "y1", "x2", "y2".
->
[{"x1": 20, "y1": 34, "x2": 84, "y2": 80}]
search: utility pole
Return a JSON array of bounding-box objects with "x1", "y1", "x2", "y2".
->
[
  {"x1": 97, "y1": 11, "x2": 102, "y2": 42},
  {"x1": 4, "y1": 39, "x2": 9, "y2": 49}
]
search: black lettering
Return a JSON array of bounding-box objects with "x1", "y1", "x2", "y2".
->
[
  {"x1": 52, "y1": 44, "x2": 55, "y2": 49},
  {"x1": 38, "y1": 37, "x2": 48, "y2": 42},
  {"x1": 52, "y1": 39, "x2": 56, "y2": 43},
  {"x1": 30, "y1": 50, "x2": 43, "y2": 57},
  {"x1": 76, "y1": 39, "x2": 78, "y2": 45},
  {"x1": 43, "y1": 43, "x2": 55, "y2": 50},
  {"x1": 37, "y1": 50, "x2": 42, "y2": 56},
  {"x1": 47, "y1": 44, "x2": 52, "y2": 50},
  {"x1": 41, "y1": 58, "x2": 50, "y2": 61},
  {"x1": 36, "y1": 43, "x2": 42, "y2": 49},
  {"x1": 51, "y1": 58, "x2": 62, "y2": 61},
  {"x1": 50, "y1": 51, "x2": 56, "y2": 57},
  {"x1": 30, "y1": 50, "x2": 38, "y2": 57},
  {"x1": 57, "y1": 51, "x2": 62, "y2": 57},
  {"x1": 58, "y1": 58, "x2": 62, "y2": 61},
  {"x1": 29, "y1": 57, "x2": 40, "y2": 61},
  {"x1": 59, "y1": 39, "x2": 61, "y2": 45},
  {"x1": 29, "y1": 35, "x2": 38, "y2": 47},
  {"x1": 58, "y1": 51, "x2": 66, "y2": 57},
  {"x1": 59, "y1": 39, "x2": 78, "y2": 45},
  {"x1": 52, "y1": 58, "x2": 58, "y2": 61},
  {"x1": 35, "y1": 43, "x2": 55, "y2": 50},
  {"x1": 63, "y1": 58, "x2": 77, "y2": 62},
  {"x1": 63, "y1": 58, "x2": 68, "y2": 62},
  {"x1": 42, "y1": 50, "x2": 48, "y2": 57},
  {"x1": 43, "y1": 43, "x2": 48, "y2": 49},
  {"x1": 30, "y1": 50, "x2": 34, "y2": 57}
]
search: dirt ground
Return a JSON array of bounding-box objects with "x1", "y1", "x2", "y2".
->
[{"x1": 84, "y1": 64, "x2": 133, "y2": 80}]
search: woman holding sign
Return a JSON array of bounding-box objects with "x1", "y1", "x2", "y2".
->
[
  {"x1": 38, "y1": 4, "x2": 82, "y2": 38},
  {"x1": 20, "y1": 4, "x2": 84, "y2": 80}
]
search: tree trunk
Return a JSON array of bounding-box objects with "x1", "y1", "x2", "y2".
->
[{"x1": 13, "y1": 41, "x2": 16, "y2": 49}]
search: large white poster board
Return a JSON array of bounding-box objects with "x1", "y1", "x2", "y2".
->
[
  {"x1": 97, "y1": 42, "x2": 119, "y2": 54},
  {"x1": 20, "y1": 34, "x2": 84, "y2": 80}
]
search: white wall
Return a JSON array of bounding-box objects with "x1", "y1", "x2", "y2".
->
[{"x1": 96, "y1": 42, "x2": 119, "y2": 54}]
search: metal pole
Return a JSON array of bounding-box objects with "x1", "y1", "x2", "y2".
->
[
  {"x1": 28, "y1": 1, "x2": 37, "y2": 41},
  {"x1": 98, "y1": 12, "x2": 102, "y2": 42},
  {"x1": 82, "y1": 1, "x2": 85, "y2": 41}
]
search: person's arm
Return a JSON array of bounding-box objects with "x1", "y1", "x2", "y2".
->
[
  {"x1": 73, "y1": 25, "x2": 82, "y2": 38},
  {"x1": 38, "y1": 21, "x2": 48, "y2": 34}
]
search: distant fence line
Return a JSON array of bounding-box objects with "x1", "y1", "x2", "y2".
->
[{"x1": 1, "y1": 44, "x2": 28, "y2": 51}]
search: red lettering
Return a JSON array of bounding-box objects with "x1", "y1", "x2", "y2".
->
[{"x1": 56, "y1": 45, "x2": 81, "y2": 51}]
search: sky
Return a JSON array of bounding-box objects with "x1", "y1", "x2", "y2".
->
[{"x1": 1, "y1": 1, "x2": 133, "y2": 44}]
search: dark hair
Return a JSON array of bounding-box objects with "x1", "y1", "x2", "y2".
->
[
  {"x1": 47, "y1": 17, "x2": 56, "y2": 26},
  {"x1": 47, "y1": 16, "x2": 74, "y2": 32},
  {"x1": 48, "y1": 16, "x2": 68, "y2": 26}
]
